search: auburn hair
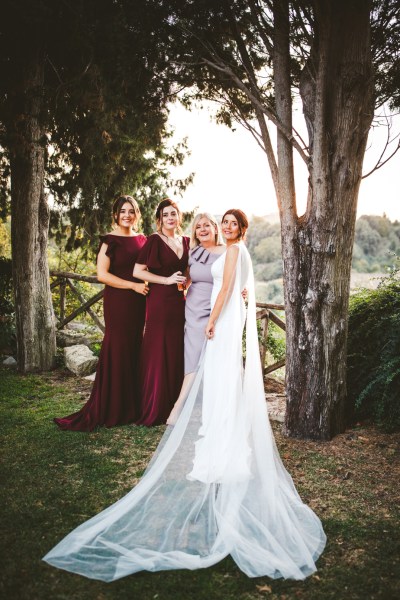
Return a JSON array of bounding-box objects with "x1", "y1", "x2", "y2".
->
[{"x1": 221, "y1": 208, "x2": 249, "y2": 240}]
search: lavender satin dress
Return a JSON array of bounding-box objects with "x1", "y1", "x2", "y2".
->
[{"x1": 184, "y1": 245, "x2": 225, "y2": 374}]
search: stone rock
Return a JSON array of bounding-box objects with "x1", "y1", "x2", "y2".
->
[
  {"x1": 66, "y1": 322, "x2": 87, "y2": 331},
  {"x1": 83, "y1": 372, "x2": 96, "y2": 381},
  {"x1": 266, "y1": 394, "x2": 286, "y2": 423},
  {"x1": 56, "y1": 330, "x2": 90, "y2": 348},
  {"x1": 64, "y1": 344, "x2": 98, "y2": 376},
  {"x1": 2, "y1": 356, "x2": 17, "y2": 368}
]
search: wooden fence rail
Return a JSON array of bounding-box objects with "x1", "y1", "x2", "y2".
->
[
  {"x1": 50, "y1": 271, "x2": 286, "y2": 374},
  {"x1": 256, "y1": 304, "x2": 285, "y2": 375},
  {"x1": 50, "y1": 271, "x2": 105, "y2": 333}
]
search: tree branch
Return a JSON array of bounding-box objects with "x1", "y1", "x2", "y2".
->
[
  {"x1": 200, "y1": 56, "x2": 309, "y2": 164},
  {"x1": 362, "y1": 110, "x2": 400, "y2": 178},
  {"x1": 362, "y1": 138, "x2": 400, "y2": 178}
]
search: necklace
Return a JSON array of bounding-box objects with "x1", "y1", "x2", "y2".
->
[{"x1": 160, "y1": 231, "x2": 182, "y2": 251}]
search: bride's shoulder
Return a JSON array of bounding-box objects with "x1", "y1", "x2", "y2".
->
[
  {"x1": 224, "y1": 244, "x2": 240, "y2": 268},
  {"x1": 226, "y1": 243, "x2": 240, "y2": 255}
]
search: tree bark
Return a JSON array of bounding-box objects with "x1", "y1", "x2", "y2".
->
[
  {"x1": 276, "y1": 0, "x2": 374, "y2": 439},
  {"x1": 9, "y1": 52, "x2": 56, "y2": 372}
]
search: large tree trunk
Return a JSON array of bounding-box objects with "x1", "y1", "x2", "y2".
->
[
  {"x1": 9, "y1": 53, "x2": 56, "y2": 372},
  {"x1": 275, "y1": 0, "x2": 374, "y2": 439}
]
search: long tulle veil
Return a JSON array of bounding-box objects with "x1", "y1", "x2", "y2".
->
[{"x1": 43, "y1": 243, "x2": 326, "y2": 581}]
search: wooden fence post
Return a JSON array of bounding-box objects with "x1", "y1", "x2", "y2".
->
[{"x1": 59, "y1": 280, "x2": 66, "y2": 325}]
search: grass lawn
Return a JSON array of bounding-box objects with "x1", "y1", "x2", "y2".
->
[{"x1": 0, "y1": 366, "x2": 399, "y2": 600}]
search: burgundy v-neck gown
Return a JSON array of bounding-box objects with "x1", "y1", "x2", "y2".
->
[
  {"x1": 54, "y1": 234, "x2": 147, "y2": 431},
  {"x1": 136, "y1": 233, "x2": 190, "y2": 426}
]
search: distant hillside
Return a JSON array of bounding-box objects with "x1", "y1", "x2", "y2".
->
[
  {"x1": 352, "y1": 214, "x2": 400, "y2": 272},
  {"x1": 248, "y1": 214, "x2": 400, "y2": 304}
]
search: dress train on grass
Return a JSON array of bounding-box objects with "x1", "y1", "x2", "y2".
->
[{"x1": 43, "y1": 243, "x2": 326, "y2": 581}]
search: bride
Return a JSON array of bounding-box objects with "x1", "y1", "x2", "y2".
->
[{"x1": 43, "y1": 209, "x2": 326, "y2": 581}]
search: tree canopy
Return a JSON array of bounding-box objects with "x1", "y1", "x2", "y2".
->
[
  {"x1": 1, "y1": 0, "x2": 399, "y2": 436},
  {"x1": 0, "y1": 0, "x2": 192, "y2": 246}
]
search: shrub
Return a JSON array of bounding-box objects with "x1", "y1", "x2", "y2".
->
[
  {"x1": 90, "y1": 342, "x2": 102, "y2": 357},
  {"x1": 257, "y1": 312, "x2": 286, "y2": 364},
  {"x1": 0, "y1": 256, "x2": 16, "y2": 352},
  {"x1": 347, "y1": 256, "x2": 400, "y2": 431},
  {"x1": 266, "y1": 320, "x2": 286, "y2": 362}
]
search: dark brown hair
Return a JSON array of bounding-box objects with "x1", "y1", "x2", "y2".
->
[
  {"x1": 155, "y1": 198, "x2": 182, "y2": 232},
  {"x1": 221, "y1": 208, "x2": 249, "y2": 240},
  {"x1": 113, "y1": 195, "x2": 141, "y2": 230}
]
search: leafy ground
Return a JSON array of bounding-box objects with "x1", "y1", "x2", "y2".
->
[{"x1": 0, "y1": 366, "x2": 399, "y2": 600}]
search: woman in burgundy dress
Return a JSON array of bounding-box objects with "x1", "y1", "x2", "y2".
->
[
  {"x1": 133, "y1": 199, "x2": 189, "y2": 426},
  {"x1": 54, "y1": 196, "x2": 148, "y2": 431}
]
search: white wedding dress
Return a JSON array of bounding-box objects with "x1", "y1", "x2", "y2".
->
[{"x1": 44, "y1": 242, "x2": 326, "y2": 581}]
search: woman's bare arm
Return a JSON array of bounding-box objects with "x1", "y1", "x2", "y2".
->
[
  {"x1": 97, "y1": 244, "x2": 148, "y2": 295},
  {"x1": 133, "y1": 263, "x2": 186, "y2": 286},
  {"x1": 205, "y1": 245, "x2": 239, "y2": 339}
]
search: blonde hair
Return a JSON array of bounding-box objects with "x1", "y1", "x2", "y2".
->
[{"x1": 190, "y1": 213, "x2": 224, "y2": 249}]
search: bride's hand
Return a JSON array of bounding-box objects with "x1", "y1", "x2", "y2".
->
[{"x1": 205, "y1": 320, "x2": 215, "y2": 339}]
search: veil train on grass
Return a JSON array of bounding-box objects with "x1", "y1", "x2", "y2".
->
[{"x1": 44, "y1": 243, "x2": 326, "y2": 581}]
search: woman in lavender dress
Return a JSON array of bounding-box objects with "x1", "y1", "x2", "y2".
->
[{"x1": 167, "y1": 213, "x2": 225, "y2": 425}]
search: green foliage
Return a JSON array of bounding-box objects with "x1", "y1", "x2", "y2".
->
[
  {"x1": 371, "y1": 0, "x2": 400, "y2": 110},
  {"x1": 0, "y1": 256, "x2": 12, "y2": 313},
  {"x1": 253, "y1": 236, "x2": 282, "y2": 264},
  {"x1": 257, "y1": 313, "x2": 286, "y2": 365},
  {"x1": 90, "y1": 342, "x2": 102, "y2": 357},
  {"x1": 249, "y1": 214, "x2": 400, "y2": 308},
  {"x1": 255, "y1": 261, "x2": 283, "y2": 281},
  {"x1": 249, "y1": 214, "x2": 400, "y2": 284},
  {"x1": 255, "y1": 280, "x2": 284, "y2": 305},
  {"x1": 267, "y1": 320, "x2": 286, "y2": 362},
  {"x1": 0, "y1": 217, "x2": 11, "y2": 257},
  {"x1": 347, "y1": 256, "x2": 400, "y2": 431},
  {"x1": 352, "y1": 215, "x2": 400, "y2": 273},
  {"x1": 0, "y1": 256, "x2": 15, "y2": 351},
  {"x1": 248, "y1": 218, "x2": 284, "y2": 303},
  {"x1": 0, "y1": 0, "x2": 193, "y2": 250},
  {"x1": 247, "y1": 218, "x2": 283, "y2": 284}
]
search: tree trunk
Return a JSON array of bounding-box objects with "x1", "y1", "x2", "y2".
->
[
  {"x1": 277, "y1": 0, "x2": 374, "y2": 439},
  {"x1": 9, "y1": 53, "x2": 56, "y2": 372}
]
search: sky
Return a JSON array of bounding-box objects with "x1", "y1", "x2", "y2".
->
[{"x1": 166, "y1": 101, "x2": 400, "y2": 222}]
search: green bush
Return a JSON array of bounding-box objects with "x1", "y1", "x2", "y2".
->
[
  {"x1": 267, "y1": 320, "x2": 286, "y2": 362},
  {"x1": 257, "y1": 313, "x2": 286, "y2": 364},
  {"x1": 347, "y1": 256, "x2": 400, "y2": 431},
  {"x1": 0, "y1": 256, "x2": 16, "y2": 352},
  {"x1": 90, "y1": 342, "x2": 102, "y2": 357}
]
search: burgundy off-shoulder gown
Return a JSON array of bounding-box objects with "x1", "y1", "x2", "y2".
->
[
  {"x1": 54, "y1": 234, "x2": 147, "y2": 431},
  {"x1": 135, "y1": 233, "x2": 190, "y2": 426}
]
